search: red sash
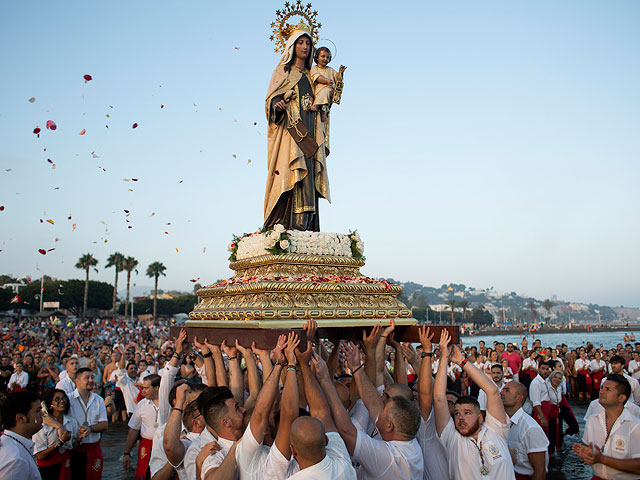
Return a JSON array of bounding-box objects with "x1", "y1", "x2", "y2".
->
[
  {"x1": 592, "y1": 371, "x2": 604, "y2": 390},
  {"x1": 37, "y1": 450, "x2": 71, "y2": 480},
  {"x1": 533, "y1": 400, "x2": 552, "y2": 432},
  {"x1": 77, "y1": 440, "x2": 103, "y2": 480},
  {"x1": 578, "y1": 370, "x2": 592, "y2": 395},
  {"x1": 135, "y1": 437, "x2": 153, "y2": 480},
  {"x1": 515, "y1": 474, "x2": 532, "y2": 480}
]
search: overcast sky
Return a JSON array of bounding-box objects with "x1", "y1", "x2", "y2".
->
[{"x1": 0, "y1": 0, "x2": 638, "y2": 307}]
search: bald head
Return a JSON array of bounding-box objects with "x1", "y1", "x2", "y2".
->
[
  {"x1": 290, "y1": 416, "x2": 327, "y2": 465},
  {"x1": 500, "y1": 381, "x2": 528, "y2": 409}
]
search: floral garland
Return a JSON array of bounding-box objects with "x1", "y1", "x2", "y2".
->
[
  {"x1": 228, "y1": 225, "x2": 365, "y2": 261},
  {"x1": 208, "y1": 274, "x2": 392, "y2": 288}
]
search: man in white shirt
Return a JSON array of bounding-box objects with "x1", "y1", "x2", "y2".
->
[
  {"x1": 0, "y1": 390, "x2": 44, "y2": 479},
  {"x1": 56, "y1": 356, "x2": 79, "y2": 395},
  {"x1": 478, "y1": 364, "x2": 506, "y2": 416},
  {"x1": 317, "y1": 341, "x2": 422, "y2": 480},
  {"x1": 416, "y1": 326, "x2": 451, "y2": 480},
  {"x1": 8, "y1": 361, "x2": 29, "y2": 391},
  {"x1": 574, "y1": 374, "x2": 640, "y2": 478},
  {"x1": 123, "y1": 374, "x2": 162, "y2": 479},
  {"x1": 610, "y1": 355, "x2": 640, "y2": 406},
  {"x1": 529, "y1": 361, "x2": 551, "y2": 433},
  {"x1": 628, "y1": 352, "x2": 640, "y2": 380},
  {"x1": 500, "y1": 381, "x2": 548, "y2": 480},
  {"x1": 434, "y1": 330, "x2": 515, "y2": 479},
  {"x1": 68, "y1": 367, "x2": 108, "y2": 480},
  {"x1": 113, "y1": 360, "x2": 140, "y2": 415}
]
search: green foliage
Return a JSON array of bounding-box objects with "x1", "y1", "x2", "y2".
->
[
  {"x1": 146, "y1": 262, "x2": 167, "y2": 279},
  {"x1": 17, "y1": 280, "x2": 113, "y2": 315},
  {"x1": 0, "y1": 288, "x2": 15, "y2": 311},
  {"x1": 118, "y1": 294, "x2": 198, "y2": 316},
  {"x1": 228, "y1": 234, "x2": 240, "y2": 261}
]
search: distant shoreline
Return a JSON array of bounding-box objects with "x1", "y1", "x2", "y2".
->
[{"x1": 462, "y1": 324, "x2": 640, "y2": 337}]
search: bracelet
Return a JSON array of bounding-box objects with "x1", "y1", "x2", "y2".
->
[
  {"x1": 227, "y1": 356, "x2": 237, "y2": 361},
  {"x1": 420, "y1": 352, "x2": 433, "y2": 358},
  {"x1": 459, "y1": 358, "x2": 468, "y2": 368},
  {"x1": 203, "y1": 352, "x2": 212, "y2": 358},
  {"x1": 380, "y1": 335, "x2": 387, "y2": 338},
  {"x1": 286, "y1": 365, "x2": 297, "y2": 372},
  {"x1": 172, "y1": 407, "x2": 183, "y2": 413},
  {"x1": 123, "y1": 452, "x2": 130, "y2": 456},
  {"x1": 351, "y1": 363, "x2": 365, "y2": 375}
]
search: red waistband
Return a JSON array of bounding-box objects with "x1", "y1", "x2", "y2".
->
[
  {"x1": 78, "y1": 439, "x2": 101, "y2": 450},
  {"x1": 37, "y1": 449, "x2": 70, "y2": 467}
]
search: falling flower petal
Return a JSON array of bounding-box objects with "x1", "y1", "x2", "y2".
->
[
  {"x1": 179, "y1": 180, "x2": 183, "y2": 183},
  {"x1": 83, "y1": 74, "x2": 92, "y2": 82},
  {"x1": 202, "y1": 247, "x2": 206, "y2": 253},
  {"x1": 33, "y1": 127, "x2": 41, "y2": 135},
  {"x1": 79, "y1": 129, "x2": 86, "y2": 135},
  {"x1": 40, "y1": 219, "x2": 43, "y2": 223},
  {"x1": 132, "y1": 123, "x2": 138, "y2": 129},
  {"x1": 247, "y1": 159, "x2": 252, "y2": 164},
  {"x1": 91, "y1": 152, "x2": 100, "y2": 158},
  {"x1": 46, "y1": 219, "x2": 54, "y2": 224},
  {"x1": 10, "y1": 294, "x2": 21, "y2": 303},
  {"x1": 0, "y1": 206, "x2": 4, "y2": 211},
  {"x1": 150, "y1": 212, "x2": 155, "y2": 216},
  {"x1": 68, "y1": 214, "x2": 72, "y2": 219},
  {"x1": 164, "y1": 231, "x2": 168, "y2": 234},
  {"x1": 55, "y1": 237, "x2": 60, "y2": 242},
  {"x1": 124, "y1": 209, "x2": 130, "y2": 213},
  {"x1": 72, "y1": 224, "x2": 76, "y2": 231},
  {"x1": 123, "y1": 178, "x2": 130, "y2": 182},
  {"x1": 167, "y1": 222, "x2": 171, "y2": 225},
  {"x1": 232, "y1": 154, "x2": 237, "y2": 158},
  {"x1": 190, "y1": 278, "x2": 200, "y2": 283},
  {"x1": 176, "y1": 248, "x2": 179, "y2": 252},
  {"x1": 128, "y1": 226, "x2": 132, "y2": 229},
  {"x1": 47, "y1": 158, "x2": 54, "y2": 164},
  {"x1": 128, "y1": 188, "x2": 133, "y2": 192},
  {"x1": 46, "y1": 120, "x2": 57, "y2": 130},
  {"x1": 38, "y1": 249, "x2": 47, "y2": 255},
  {"x1": 234, "y1": 47, "x2": 239, "y2": 50},
  {"x1": 275, "y1": 170, "x2": 279, "y2": 175},
  {"x1": 161, "y1": 104, "x2": 164, "y2": 109},
  {"x1": 28, "y1": 97, "x2": 36, "y2": 103},
  {"x1": 54, "y1": 187, "x2": 60, "y2": 190},
  {"x1": 132, "y1": 178, "x2": 138, "y2": 182},
  {"x1": 47, "y1": 248, "x2": 55, "y2": 252}
]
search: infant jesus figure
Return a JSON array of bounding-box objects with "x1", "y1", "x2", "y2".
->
[{"x1": 310, "y1": 46, "x2": 338, "y2": 123}]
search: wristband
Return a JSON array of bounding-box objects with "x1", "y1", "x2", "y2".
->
[
  {"x1": 459, "y1": 358, "x2": 468, "y2": 368},
  {"x1": 123, "y1": 452, "x2": 130, "y2": 456},
  {"x1": 227, "y1": 356, "x2": 237, "y2": 361},
  {"x1": 286, "y1": 365, "x2": 297, "y2": 372},
  {"x1": 172, "y1": 407, "x2": 183, "y2": 413},
  {"x1": 351, "y1": 363, "x2": 365, "y2": 375},
  {"x1": 203, "y1": 352, "x2": 212, "y2": 358},
  {"x1": 420, "y1": 352, "x2": 433, "y2": 358}
]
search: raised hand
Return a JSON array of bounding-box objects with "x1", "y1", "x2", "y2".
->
[
  {"x1": 272, "y1": 334, "x2": 287, "y2": 365},
  {"x1": 418, "y1": 326, "x2": 435, "y2": 353},
  {"x1": 400, "y1": 343, "x2": 418, "y2": 362},
  {"x1": 235, "y1": 339, "x2": 252, "y2": 358},
  {"x1": 221, "y1": 339, "x2": 237, "y2": 358},
  {"x1": 362, "y1": 324, "x2": 382, "y2": 351},
  {"x1": 303, "y1": 320, "x2": 318, "y2": 343},
  {"x1": 284, "y1": 332, "x2": 300, "y2": 367},
  {"x1": 174, "y1": 328, "x2": 188, "y2": 354},
  {"x1": 343, "y1": 342, "x2": 362, "y2": 372},
  {"x1": 251, "y1": 342, "x2": 269, "y2": 357},
  {"x1": 175, "y1": 383, "x2": 192, "y2": 408},
  {"x1": 439, "y1": 329, "x2": 451, "y2": 357},
  {"x1": 450, "y1": 344, "x2": 465, "y2": 365},
  {"x1": 295, "y1": 341, "x2": 314, "y2": 366},
  {"x1": 312, "y1": 351, "x2": 330, "y2": 380},
  {"x1": 193, "y1": 336, "x2": 210, "y2": 354},
  {"x1": 381, "y1": 318, "x2": 396, "y2": 340}
]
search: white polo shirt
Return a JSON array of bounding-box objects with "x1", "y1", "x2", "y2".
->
[
  {"x1": 112, "y1": 368, "x2": 139, "y2": 414},
  {"x1": 128, "y1": 398, "x2": 160, "y2": 440},
  {"x1": 583, "y1": 407, "x2": 640, "y2": 480},
  {"x1": 507, "y1": 407, "x2": 548, "y2": 477},
  {"x1": 184, "y1": 427, "x2": 217, "y2": 480},
  {"x1": 0, "y1": 431, "x2": 41, "y2": 480},
  {"x1": 68, "y1": 389, "x2": 108, "y2": 443},
  {"x1": 201, "y1": 422, "x2": 271, "y2": 480},
  {"x1": 529, "y1": 375, "x2": 550, "y2": 407},
  {"x1": 353, "y1": 428, "x2": 423, "y2": 479},
  {"x1": 416, "y1": 412, "x2": 449, "y2": 480},
  {"x1": 585, "y1": 399, "x2": 640, "y2": 421},
  {"x1": 438, "y1": 412, "x2": 515, "y2": 480}
]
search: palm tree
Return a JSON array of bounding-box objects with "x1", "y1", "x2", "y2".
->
[
  {"x1": 543, "y1": 299, "x2": 554, "y2": 324},
  {"x1": 146, "y1": 262, "x2": 166, "y2": 321},
  {"x1": 527, "y1": 301, "x2": 537, "y2": 324},
  {"x1": 445, "y1": 299, "x2": 457, "y2": 324},
  {"x1": 122, "y1": 256, "x2": 139, "y2": 321},
  {"x1": 75, "y1": 253, "x2": 98, "y2": 320},
  {"x1": 106, "y1": 252, "x2": 125, "y2": 319},
  {"x1": 458, "y1": 300, "x2": 469, "y2": 321}
]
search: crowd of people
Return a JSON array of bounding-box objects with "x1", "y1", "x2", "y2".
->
[{"x1": 2, "y1": 315, "x2": 640, "y2": 480}]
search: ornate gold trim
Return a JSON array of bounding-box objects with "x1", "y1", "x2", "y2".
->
[
  {"x1": 186, "y1": 318, "x2": 417, "y2": 329},
  {"x1": 197, "y1": 281, "x2": 402, "y2": 296},
  {"x1": 230, "y1": 254, "x2": 365, "y2": 270}
]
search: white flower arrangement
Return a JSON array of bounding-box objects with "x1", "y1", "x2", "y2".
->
[{"x1": 230, "y1": 226, "x2": 365, "y2": 261}]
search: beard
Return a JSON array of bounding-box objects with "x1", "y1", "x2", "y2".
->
[{"x1": 456, "y1": 417, "x2": 482, "y2": 437}]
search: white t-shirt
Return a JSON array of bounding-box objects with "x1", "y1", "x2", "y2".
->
[
  {"x1": 438, "y1": 412, "x2": 515, "y2": 480},
  {"x1": 128, "y1": 398, "x2": 160, "y2": 440},
  {"x1": 352, "y1": 428, "x2": 424, "y2": 479},
  {"x1": 583, "y1": 407, "x2": 640, "y2": 480},
  {"x1": 507, "y1": 408, "x2": 548, "y2": 477},
  {"x1": 200, "y1": 422, "x2": 270, "y2": 480},
  {"x1": 416, "y1": 412, "x2": 449, "y2": 480},
  {"x1": 0, "y1": 432, "x2": 41, "y2": 480},
  {"x1": 68, "y1": 389, "x2": 108, "y2": 444}
]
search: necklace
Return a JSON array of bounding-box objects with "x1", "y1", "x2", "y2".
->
[
  {"x1": 470, "y1": 439, "x2": 489, "y2": 476},
  {"x1": 4, "y1": 432, "x2": 37, "y2": 463}
]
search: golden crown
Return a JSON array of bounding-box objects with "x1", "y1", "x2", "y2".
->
[{"x1": 269, "y1": 1, "x2": 321, "y2": 54}]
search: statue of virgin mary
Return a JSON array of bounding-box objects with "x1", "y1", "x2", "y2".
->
[{"x1": 263, "y1": 28, "x2": 330, "y2": 231}]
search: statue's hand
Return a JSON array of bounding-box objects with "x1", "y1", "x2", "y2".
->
[{"x1": 274, "y1": 100, "x2": 286, "y2": 111}]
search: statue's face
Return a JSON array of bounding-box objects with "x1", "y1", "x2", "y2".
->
[{"x1": 295, "y1": 36, "x2": 311, "y2": 61}]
